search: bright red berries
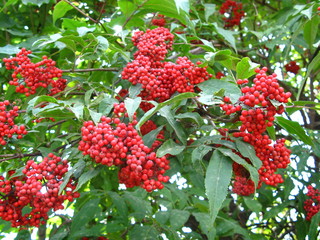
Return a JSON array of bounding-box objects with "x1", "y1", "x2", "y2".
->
[
  {"x1": 78, "y1": 103, "x2": 170, "y2": 192},
  {"x1": 304, "y1": 185, "x2": 320, "y2": 221},
  {"x1": 152, "y1": 14, "x2": 166, "y2": 27},
  {"x1": 215, "y1": 71, "x2": 225, "y2": 79},
  {"x1": 0, "y1": 100, "x2": 27, "y2": 145},
  {"x1": 284, "y1": 61, "x2": 300, "y2": 74},
  {"x1": 3, "y1": 48, "x2": 67, "y2": 97},
  {"x1": 221, "y1": 67, "x2": 292, "y2": 195},
  {"x1": 122, "y1": 27, "x2": 212, "y2": 111},
  {"x1": 219, "y1": 0, "x2": 245, "y2": 28},
  {"x1": 0, "y1": 153, "x2": 79, "y2": 227}
]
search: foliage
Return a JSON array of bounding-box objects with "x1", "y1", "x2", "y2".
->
[{"x1": 0, "y1": 0, "x2": 319, "y2": 239}]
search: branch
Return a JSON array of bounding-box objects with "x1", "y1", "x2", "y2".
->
[
  {"x1": 0, "y1": 152, "x2": 41, "y2": 162},
  {"x1": 62, "y1": 0, "x2": 98, "y2": 23}
]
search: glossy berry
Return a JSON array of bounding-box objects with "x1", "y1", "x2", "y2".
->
[
  {"x1": 284, "y1": 61, "x2": 300, "y2": 74},
  {"x1": 304, "y1": 185, "x2": 320, "y2": 221},
  {"x1": 219, "y1": 0, "x2": 245, "y2": 28}
]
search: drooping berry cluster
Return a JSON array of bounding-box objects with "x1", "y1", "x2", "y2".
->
[
  {"x1": 215, "y1": 71, "x2": 225, "y2": 79},
  {"x1": 3, "y1": 48, "x2": 67, "y2": 97},
  {"x1": 151, "y1": 14, "x2": 166, "y2": 27},
  {"x1": 219, "y1": 0, "x2": 245, "y2": 28},
  {"x1": 0, "y1": 153, "x2": 79, "y2": 227},
  {"x1": 220, "y1": 67, "x2": 291, "y2": 195},
  {"x1": 0, "y1": 100, "x2": 27, "y2": 145},
  {"x1": 304, "y1": 185, "x2": 320, "y2": 221},
  {"x1": 122, "y1": 27, "x2": 212, "y2": 111},
  {"x1": 78, "y1": 103, "x2": 170, "y2": 192},
  {"x1": 284, "y1": 61, "x2": 300, "y2": 75}
]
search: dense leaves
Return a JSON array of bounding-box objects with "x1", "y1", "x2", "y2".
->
[{"x1": 0, "y1": 0, "x2": 319, "y2": 239}]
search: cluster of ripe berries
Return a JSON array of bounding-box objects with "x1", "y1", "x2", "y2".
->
[
  {"x1": 304, "y1": 185, "x2": 320, "y2": 221},
  {"x1": 284, "y1": 61, "x2": 300, "y2": 75},
  {"x1": 0, "y1": 100, "x2": 27, "y2": 145},
  {"x1": 219, "y1": 0, "x2": 245, "y2": 28},
  {"x1": 0, "y1": 153, "x2": 79, "y2": 227},
  {"x1": 121, "y1": 27, "x2": 212, "y2": 111},
  {"x1": 3, "y1": 48, "x2": 67, "y2": 97},
  {"x1": 220, "y1": 67, "x2": 291, "y2": 195},
  {"x1": 78, "y1": 103, "x2": 170, "y2": 192},
  {"x1": 151, "y1": 14, "x2": 166, "y2": 27}
]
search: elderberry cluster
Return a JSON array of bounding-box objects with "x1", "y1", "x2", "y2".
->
[
  {"x1": 3, "y1": 48, "x2": 67, "y2": 97},
  {"x1": 0, "y1": 153, "x2": 79, "y2": 227},
  {"x1": 0, "y1": 100, "x2": 27, "y2": 145},
  {"x1": 78, "y1": 103, "x2": 170, "y2": 192},
  {"x1": 284, "y1": 61, "x2": 300, "y2": 75},
  {"x1": 140, "y1": 120, "x2": 164, "y2": 151},
  {"x1": 151, "y1": 14, "x2": 166, "y2": 27},
  {"x1": 122, "y1": 27, "x2": 212, "y2": 111},
  {"x1": 304, "y1": 185, "x2": 320, "y2": 221},
  {"x1": 220, "y1": 67, "x2": 291, "y2": 195},
  {"x1": 219, "y1": 0, "x2": 245, "y2": 28}
]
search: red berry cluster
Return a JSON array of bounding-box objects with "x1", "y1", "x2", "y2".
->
[
  {"x1": 3, "y1": 48, "x2": 67, "y2": 97},
  {"x1": 220, "y1": 67, "x2": 291, "y2": 195},
  {"x1": 0, "y1": 100, "x2": 27, "y2": 145},
  {"x1": 215, "y1": 71, "x2": 225, "y2": 79},
  {"x1": 0, "y1": 153, "x2": 79, "y2": 227},
  {"x1": 219, "y1": 0, "x2": 245, "y2": 28},
  {"x1": 284, "y1": 61, "x2": 300, "y2": 75},
  {"x1": 121, "y1": 27, "x2": 212, "y2": 111},
  {"x1": 304, "y1": 185, "x2": 320, "y2": 221},
  {"x1": 78, "y1": 103, "x2": 170, "y2": 192},
  {"x1": 140, "y1": 120, "x2": 164, "y2": 151},
  {"x1": 152, "y1": 14, "x2": 166, "y2": 27}
]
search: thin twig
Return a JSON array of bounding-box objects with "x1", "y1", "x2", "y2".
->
[
  {"x1": 63, "y1": 0, "x2": 98, "y2": 23},
  {"x1": 62, "y1": 67, "x2": 119, "y2": 73}
]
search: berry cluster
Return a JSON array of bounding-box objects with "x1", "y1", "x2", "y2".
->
[
  {"x1": 0, "y1": 100, "x2": 27, "y2": 145},
  {"x1": 304, "y1": 185, "x2": 320, "y2": 221},
  {"x1": 219, "y1": 0, "x2": 245, "y2": 28},
  {"x1": 78, "y1": 103, "x2": 170, "y2": 192},
  {"x1": 220, "y1": 67, "x2": 291, "y2": 195},
  {"x1": 215, "y1": 71, "x2": 225, "y2": 79},
  {"x1": 0, "y1": 153, "x2": 79, "y2": 227},
  {"x1": 151, "y1": 14, "x2": 166, "y2": 27},
  {"x1": 122, "y1": 27, "x2": 212, "y2": 111},
  {"x1": 284, "y1": 61, "x2": 300, "y2": 75},
  {"x1": 3, "y1": 48, "x2": 67, "y2": 97}
]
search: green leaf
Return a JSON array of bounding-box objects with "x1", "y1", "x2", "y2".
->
[
  {"x1": 69, "y1": 103, "x2": 84, "y2": 120},
  {"x1": 53, "y1": 0, "x2": 74, "y2": 24},
  {"x1": 204, "y1": 3, "x2": 216, "y2": 22},
  {"x1": 216, "y1": 216, "x2": 251, "y2": 239},
  {"x1": 235, "y1": 139, "x2": 262, "y2": 169},
  {"x1": 304, "y1": 16, "x2": 319, "y2": 49},
  {"x1": 96, "y1": 36, "x2": 109, "y2": 51},
  {"x1": 157, "y1": 139, "x2": 185, "y2": 157},
  {"x1": 276, "y1": 117, "x2": 313, "y2": 146},
  {"x1": 174, "y1": 0, "x2": 189, "y2": 14},
  {"x1": 192, "y1": 145, "x2": 212, "y2": 164},
  {"x1": 205, "y1": 150, "x2": 232, "y2": 225},
  {"x1": 69, "y1": 198, "x2": 101, "y2": 236},
  {"x1": 124, "y1": 97, "x2": 141, "y2": 121},
  {"x1": 197, "y1": 79, "x2": 241, "y2": 103},
  {"x1": 14, "y1": 229, "x2": 31, "y2": 240},
  {"x1": 89, "y1": 109, "x2": 103, "y2": 125},
  {"x1": 142, "y1": 126, "x2": 164, "y2": 148},
  {"x1": 74, "y1": 167, "x2": 101, "y2": 192},
  {"x1": 218, "y1": 148, "x2": 259, "y2": 188},
  {"x1": 108, "y1": 192, "x2": 128, "y2": 224},
  {"x1": 21, "y1": 0, "x2": 49, "y2": 6},
  {"x1": 0, "y1": 44, "x2": 20, "y2": 55},
  {"x1": 175, "y1": 112, "x2": 204, "y2": 125},
  {"x1": 155, "y1": 211, "x2": 170, "y2": 225},
  {"x1": 128, "y1": 225, "x2": 159, "y2": 240},
  {"x1": 243, "y1": 197, "x2": 262, "y2": 213},
  {"x1": 129, "y1": 83, "x2": 142, "y2": 98},
  {"x1": 159, "y1": 106, "x2": 187, "y2": 144},
  {"x1": 308, "y1": 211, "x2": 320, "y2": 240},
  {"x1": 170, "y1": 209, "x2": 190, "y2": 230},
  {"x1": 236, "y1": 57, "x2": 260, "y2": 80},
  {"x1": 137, "y1": 92, "x2": 197, "y2": 129},
  {"x1": 213, "y1": 23, "x2": 236, "y2": 51}
]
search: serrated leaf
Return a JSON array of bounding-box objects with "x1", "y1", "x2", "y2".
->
[
  {"x1": 192, "y1": 145, "x2": 212, "y2": 164},
  {"x1": 124, "y1": 97, "x2": 141, "y2": 121},
  {"x1": 129, "y1": 84, "x2": 142, "y2": 98},
  {"x1": 213, "y1": 23, "x2": 236, "y2": 51},
  {"x1": 69, "y1": 103, "x2": 84, "y2": 120},
  {"x1": 204, "y1": 3, "x2": 216, "y2": 22},
  {"x1": 235, "y1": 139, "x2": 262, "y2": 169},
  {"x1": 170, "y1": 209, "x2": 190, "y2": 230},
  {"x1": 175, "y1": 112, "x2": 203, "y2": 125},
  {"x1": 159, "y1": 106, "x2": 187, "y2": 144},
  {"x1": 157, "y1": 139, "x2": 185, "y2": 157},
  {"x1": 53, "y1": 0, "x2": 73, "y2": 24},
  {"x1": 74, "y1": 167, "x2": 101, "y2": 192},
  {"x1": 205, "y1": 150, "x2": 232, "y2": 225},
  {"x1": 276, "y1": 117, "x2": 313, "y2": 146},
  {"x1": 243, "y1": 197, "x2": 262, "y2": 213},
  {"x1": 218, "y1": 148, "x2": 259, "y2": 188},
  {"x1": 308, "y1": 211, "x2": 320, "y2": 240},
  {"x1": 89, "y1": 109, "x2": 103, "y2": 125},
  {"x1": 174, "y1": 0, "x2": 189, "y2": 14}
]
